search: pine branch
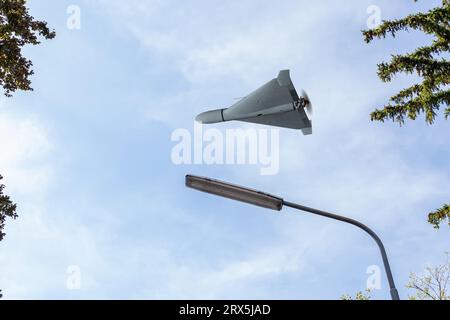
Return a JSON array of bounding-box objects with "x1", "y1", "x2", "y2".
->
[
  {"x1": 370, "y1": 88, "x2": 450, "y2": 124},
  {"x1": 413, "y1": 38, "x2": 449, "y2": 59},
  {"x1": 377, "y1": 56, "x2": 449, "y2": 83},
  {"x1": 363, "y1": 1, "x2": 450, "y2": 43},
  {"x1": 362, "y1": 0, "x2": 450, "y2": 126}
]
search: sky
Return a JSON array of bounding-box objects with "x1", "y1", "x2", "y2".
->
[{"x1": 0, "y1": 0, "x2": 449, "y2": 299}]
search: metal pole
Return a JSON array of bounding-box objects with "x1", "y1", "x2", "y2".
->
[{"x1": 283, "y1": 201, "x2": 400, "y2": 300}]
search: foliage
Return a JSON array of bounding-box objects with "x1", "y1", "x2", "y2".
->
[
  {"x1": 407, "y1": 253, "x2": 450, "y2": 300},
  {"x1": 341, "y1": 289, "x2": 372, "y2": 300},
  {"x1": 362, "y1": 0, "x2": 449, "y2": 124},
  {"x1": 0, "y1": 175, "x2": 17, "y2": 241},
  {"x1": 0, "y1": 0, "x2": 55, "y2": 97},
  {"x1": 428, "y1": 204, "x2": 450, "y2": 229},
  {"x1": 341, "y1": 254, "x2": 450, "y2": 300},
  {"x1": 363, "y1": 0, "x2": 449, "y2": 229}
]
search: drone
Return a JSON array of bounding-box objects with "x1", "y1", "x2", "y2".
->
[{"x1": 196, "y1": 70, "x2": 313, "y2": 135}]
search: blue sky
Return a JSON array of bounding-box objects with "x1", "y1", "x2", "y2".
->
[{"x1": 0, "y1": 0, "x2": 448, "y2": 299}]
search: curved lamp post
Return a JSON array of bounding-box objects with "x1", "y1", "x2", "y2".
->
[{"x1": 185, "y1": 174, "x2": 400, "y2": 300}]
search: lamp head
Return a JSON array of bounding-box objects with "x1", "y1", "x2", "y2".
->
[{"x1": 185, "y1": 175, "x2": 284, "y2": 211}]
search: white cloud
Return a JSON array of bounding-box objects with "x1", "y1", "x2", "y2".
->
[
  {"x1": 88, "y1": 0, "x2": 363, "y2": 127},
  {"x1": 0, "y1": 111, "x2": 52, "y2": 196}
]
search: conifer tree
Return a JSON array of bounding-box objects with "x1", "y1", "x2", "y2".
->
[{"x1": 363, "y1": 0, "x2": 449, "y2": 228}]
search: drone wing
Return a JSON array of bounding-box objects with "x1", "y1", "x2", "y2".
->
[
  {"x1": 227, "y1": 70, "x2": 300, "y2": 115},
  {"x1": 239, "y1": 108, "x2": 312, "y2": 135}
]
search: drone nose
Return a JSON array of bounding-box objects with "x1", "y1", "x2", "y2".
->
[{"x1": 195, "y1": 109, "x2": 225, "y2": 124}]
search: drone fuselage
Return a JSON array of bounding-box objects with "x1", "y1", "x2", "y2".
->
[{"x1": 195, "y1": 70, "x2": 312, "y2": 135}]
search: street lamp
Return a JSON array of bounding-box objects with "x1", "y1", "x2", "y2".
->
[{"x1": 185, "y1": 174, "x2": 400, "y2": 300}]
